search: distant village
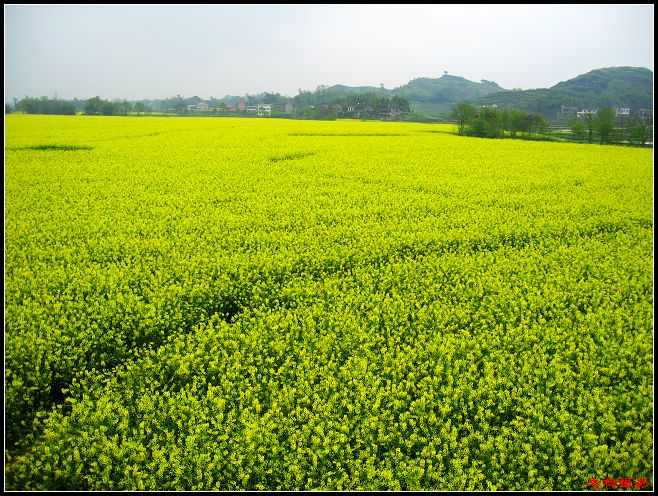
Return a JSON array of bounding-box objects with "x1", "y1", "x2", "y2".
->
[
  {"x1": 181, "y1": 100, "x2": 651, "y2": 123},
  {"x1": 178, "y1": 101, "x2": 404, "y2": 121},
  {"x1": 474, "y1": 103, "x2": 651, "y2": 122},
  {"x1": 182, "y1": 101, "x2": 289, "y2": 116},
  {"x1": 556, "y1": 105, "x2": 651, "y2": 120}
]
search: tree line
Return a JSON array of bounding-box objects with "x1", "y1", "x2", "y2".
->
[
  {"x1": 567, "y1": 110, "x2": 652, "y2": 146},
  {"x1": 8, "y1": 96, "x2": 142, "y2": 116},
  {"x1": 10, "y1": 96, "x2": 77, "y2": 115},
  {"x1": 451, "y1": 102, "x2": 653, "y2": 146},
  {"x1": 7, "y1": 93, "x2": 411, "y2": 121},
  {"x1": 8, "y1": 95, "x2": 651, "y2": 143},
  {"x1": 451, "y1": 102, "x2": 548, "y2": 139}
]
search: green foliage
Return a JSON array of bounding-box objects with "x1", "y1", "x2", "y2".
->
[
  {"x1": 452, "y1": 104, "x2": 548, "y2": 141},
  {"x1": 451, "y1": 102, "x2": 477, "y2": 135},
  {"x1": 83, "y1": 97, "x2": 130, "y2": 116},
  {"x1": 594, "y1": 108, "x2": 616, "y2": 144},
  {"x1": 293, "y1": 92, "x2": 410, "y2": 120},
  {"x1": 628, "y1": 111, "x2": 653, "y2": 146},
  {"x1": 4, "y1": 115, "x2": 654, "y2": 491},
  {"x1": 568, "y1": 118, "x2": 586, "y2": 143},
  {"x1": 16, "y1": 96, "x2": 76, "y2": 115},
  {"x1": 468, "y1": 107, "x2": 504, "y2": 138},
  {"x1": 565, "y1": 110, "x2": 652, "y2": 147}
]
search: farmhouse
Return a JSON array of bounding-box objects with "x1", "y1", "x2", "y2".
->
[
  {"x1": 246, "y1": 104, "x2": 271, "y2": 116},
  {"x1": 577, "y1": 108, "x2": 598, "y2": 117},
  {"x1": 380, "y1": 108, "x2": 402, "y2": 121},
  {"x1": 557, "y1": 105, "x2": 578, "y2": 119},
  {"x1": 187, "y1": 102, "x2": 209, "y2": 112}
]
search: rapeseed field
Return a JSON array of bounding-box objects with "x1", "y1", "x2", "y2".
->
[{"x1": 4, "y1": 115, "x2": 653, "y2": 490}]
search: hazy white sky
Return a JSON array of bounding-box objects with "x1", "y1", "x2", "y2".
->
[{"x1": 4, "y1": 4, "x2": 654, "y2": 101}]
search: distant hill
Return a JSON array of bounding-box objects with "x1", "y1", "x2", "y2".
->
[
  {"x1": 473, "y1": 67, "x2": 653, "y2": 119},
  {"x1": 322, "y1": 84, "x2": 391, "y2": 97},
  {"x1": 322, "y1": 75, "x2": 505, "y2": 103},
  {"x1": 316, "y1": 75, "x2": 505, "y2": 120},
  {"x1": 395, "y1": 75, "x2": 505, "y2": 103}
]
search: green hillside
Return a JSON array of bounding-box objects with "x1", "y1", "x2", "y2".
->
[
  {"x1": 396, "y1": 75, "x2": 504, "y2": 103},
  {"x1": 474, "y1": 67, "x2": 653, "y2": 119},
  {"x1": 323, "y1": 84, "x2": 391, "y2": 97},
  {"x1": 323, "y1": 75, "x2": 505, "y2": 105}
]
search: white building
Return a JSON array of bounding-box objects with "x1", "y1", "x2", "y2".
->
[
  {"x1": 577, "y1": 108, "x2": 598, "y2": 118},
  {"x1": 187, "y1": 102, "x2": 209, "y2": 112},
  {"x1": 245, "y1": 104, "x2": 271, "y2": 116}
]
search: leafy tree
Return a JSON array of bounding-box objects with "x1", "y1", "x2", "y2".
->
[
  {"x1": 453, "y1": 106, "x2": 549, "y2": 142},
  {"x1": 85, "y1": 96, "x2": 103, "y2": 115},
  {"x1": 527, "y1": 114, "x2": 548, "y2": 138},
  {"x1": 16, "y1": 96, "x2": 75, "y2": 115},
  {"x1": 629, "y1": 111, "x2": 653, "y2": 146},
  {"x1": 135, "y1": 102, "x2": 147, "y2": 116},
  {"x1": 112, "y1": 100, "x2": 131, "y2": 116},
  {"x1": 594, "y1": 107, "x2": 615, "y2": 144},
  {"x1": 568, "y1": 118, "x2": 586, "y2": 143},
  {"x1": 504, "y1": 110, "x2": 527, "y2": 138},
  {"x1": 293, "y1": 89, "x2": 314, "y2": 107},
  {"x1": 451, "y1": 102, "x2": 477, "y2": 135},
  {"x1": 613, "y1": 113, "x2": 629, "y2": 144},
  {"x1": 468, "y1": 107, "x2": 503, "y2": 138},
  {"x1": 580, "y1": 112, "x2": 596, "y2": 144},
  {"x1": 391, "y1": 95, "x2": 410, "y2": 113},
  {"x1": 262, "y1": 92, "x2": 287, "y2": 105},
  {"x1": 100, "y1": 100, "x2": 116, "y2": 116}
]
